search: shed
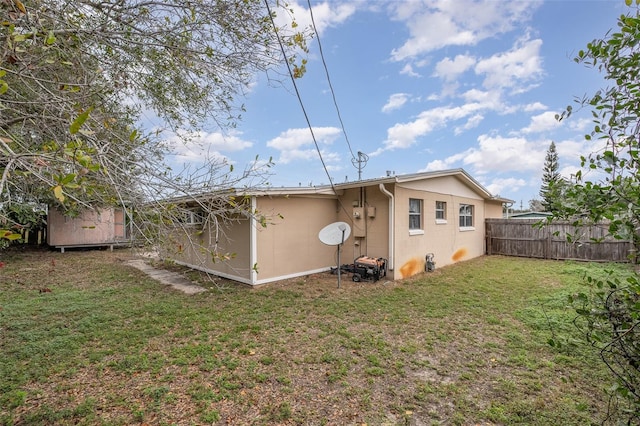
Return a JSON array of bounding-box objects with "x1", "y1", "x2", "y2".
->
[{"x1": 47, "y1": 207, "x2": 130, "y2": 252}]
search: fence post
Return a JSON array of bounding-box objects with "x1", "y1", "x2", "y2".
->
[{"x1": 545, "y1": 225, "x2": 551, "y2": 260}]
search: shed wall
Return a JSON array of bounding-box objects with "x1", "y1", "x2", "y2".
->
[{"x1": 47, "y1": 207, "x2": 127, "y2": 247}]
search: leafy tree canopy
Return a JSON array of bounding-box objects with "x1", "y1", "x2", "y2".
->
[
  {"x1": 0, "y1": 0, "x2": 310, "y2": 241},
  {"x1": 555, "y1": 0, "x2": 640, "y2": 421}
]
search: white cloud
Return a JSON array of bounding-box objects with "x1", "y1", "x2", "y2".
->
[
  {"x1": 171, "y1": 149, "x2": 229, "y2": 165},
  {"x1": 460, "y1": 88, "x2": 502, "y2": 109},
  {"x1": 267, "y1": 127, "x2": 342, "y2": 164},
  {"x1": 524, "y1": 102, "x2": 547, "y2": 112},
  {"x1": 421, "y1": 153, "x2": 468, "y2": 171},
  {"x1": 389, "y1": 0, "x2": 539, "y2": 61},
  {"x1": 419, "y1": 133, "x2": 603, "y2": 201},
  {"x1": 277, "y1": 148, "x2": 319, "y2": 164},
  {"x1": 272, "y1": 147, "x2": 341, "y2": 165},
  {"x1": 374, "y1": 34, "x2": 549, "y2": 157},
  {"x1": 554, "y1": 137, "x2": 604, "y2": 168},
  {"x1": 484, "y1": 177, "x2": 527, "y2": 198},
  {"x1": 433, "y1": 54, "x2": 476, "y2": 81},
  {"x1": 521, "y1": 111, "x2": 563, "y2": 134},
  {"x1": 374, "y1": 103, "x2": 484, "y2": 155},
  {"x1": 382, "y1": 108, "x2": 460, "y2": 151},
  {"x1": 559, "y1": 165, "x2": 581, "y2": 181},
  {"x1": 475, "y1": 37, "x2": 544, "y2": 91},
  {"x1": 399, "y1": 63, "x2": 421, "y2": 77},
  {"x1": 306, "y1": 2, "x2": 358, "y2": 34},
  {"x1": 567, "y1": 117, "x2": 592, "y2": 133},
  {"x1": 454, "y1": 114, "x2": 484, "y2": 135},
  {"x1": 283, "y1": 1, "x2": 358, "y2": 36},
  {"x1": 422, "y1": 134, "x2": 546, "y2": 175},
  {"x1": 465, "y1": 134, "x2": 546, "y2": 173},
  {"x1": 165, "y1": 130, "x2": 252, "y2": 163},
  {"x1": 382, "y1": 93, "x2": 410, "y2": 113},
  {"x1": 421, "y1": 159, "x2": 449, "y2": 171}
]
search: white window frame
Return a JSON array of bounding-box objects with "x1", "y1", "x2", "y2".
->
[
  {"x1": 459, "y1": 204, "x2": 474, "y2": 230},
  {"x1": 409, "y1": 198, "x2": 424, "y2": 235},
  {"x1": 435, "y1": 201, "x2": 447, "y2": 224},
  {"x1": 183, "y1": 208, "x2": 205, "y2": 226}
]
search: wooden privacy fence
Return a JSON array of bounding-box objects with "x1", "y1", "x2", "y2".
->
[{"x1": 485, "y1": 219, "x2": 636, "y2": 263}]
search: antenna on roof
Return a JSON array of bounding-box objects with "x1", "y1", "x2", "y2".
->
[{"x1": 352, "y1": 151, "x2": 368, "y2": 180}]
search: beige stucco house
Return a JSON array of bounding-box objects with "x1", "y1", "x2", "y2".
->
[{"x1": 167, "y1": 169, "x2": 511, "y2": 285}]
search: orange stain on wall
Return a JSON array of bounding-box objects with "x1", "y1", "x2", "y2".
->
[
  {"x1": 451, "y1": 247, "x2": 468, "y2": 262},
  {"x1": 399, "y1": 257, "x2": 425, "y2": 279}
]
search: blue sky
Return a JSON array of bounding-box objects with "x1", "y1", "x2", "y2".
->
[{"x1": 166, "y1": 0, "x2": 627, "y2": 208}]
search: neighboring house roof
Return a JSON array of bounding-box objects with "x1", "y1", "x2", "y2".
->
[{"x1": 507, "y1": 211, "x2": 553, "y2": 219}]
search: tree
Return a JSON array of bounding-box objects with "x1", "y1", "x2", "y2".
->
[
  {"x1": 528, "y1": 199, "x2": 544, "y2": 212},
  {"x1": 539, "y1": 141, "x2": 563, "y2": 212},
  {"x1": 555, "y1": 1, "x2": 640, "y2": 422},
  {"x1": 0, "y1": 0, "x2": 310, "y2": 255}
]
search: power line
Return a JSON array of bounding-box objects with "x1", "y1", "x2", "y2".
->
[
  {"x1": 306, "y1": 0, "x2": 358, "y2": 164},
  {"x1": 263, "y1": 0, "x2": 355, "y2": 222},
  {"x1": 263, "y1": 0, "x2": 335, "y2": 192}
]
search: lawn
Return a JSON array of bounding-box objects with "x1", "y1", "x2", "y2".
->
[{"x1": 0, "y1": 247, "x2": 628, "y2": 425}]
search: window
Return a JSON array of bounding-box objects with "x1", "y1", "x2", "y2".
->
[
  {"x1": 181, "y1": 208, "x2": 205, "y2": 225},
  {"x1": 409, "y1": 198, "x2": 422, "y2": 231},
  {"x1": 436, "y1": 201, "x2": 447, "y2": 222},
  {"x1": 459, "y1": 204, "x2": 474, "y2": 228}
]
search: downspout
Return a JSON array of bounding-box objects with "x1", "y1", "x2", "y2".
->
[
  {"x1": 250, "y1": 196, "x2": 258, "y2": 285},
  {"x1": 379, "y1": 184, "x2": 394, "y2": 270}
]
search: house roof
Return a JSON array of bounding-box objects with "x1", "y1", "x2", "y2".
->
[
  {"x1": 246, "y1": 168, "x2": 514, "y2": 204},
  {"x1": 164, "y1": 169, "x2": 514, "y2": 204}
]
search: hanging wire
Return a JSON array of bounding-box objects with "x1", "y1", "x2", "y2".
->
[
  {"x1": 263, "y1": 0, "x2": 355, "y2": 221},
  {"x1": 263, "y1": 0, "x2": 336, "y2": 191},
  {"x1": 306, "y1": 0, "x2": 358, "y2": 164}
]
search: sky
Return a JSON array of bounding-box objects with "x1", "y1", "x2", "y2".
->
[{"x1": 165, "y1": 0, "x2": 629, "y2": 209}]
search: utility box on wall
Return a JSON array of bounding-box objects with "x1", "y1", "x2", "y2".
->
[{"x1": 352, "y1": 207, "x2": 366, "y2": 237}]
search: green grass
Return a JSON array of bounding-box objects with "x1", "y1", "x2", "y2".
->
[{"x1": 0, "y1": 248, "x2": 630, "y2": 425}]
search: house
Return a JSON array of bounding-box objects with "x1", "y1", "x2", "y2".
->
[
  {"x1": 506, "y1": 211, "x2": 553, "y2": 220},
  {"x1": 166, "y1": 169, "x2": 512, "y2": 285},
  {"x1": 47, "y1": 206, "x2": 131, "y2": 252}
]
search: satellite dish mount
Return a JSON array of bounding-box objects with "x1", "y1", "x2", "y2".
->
[{"x1": 318, "y1": 222, "x2": 351, "y2": 288}]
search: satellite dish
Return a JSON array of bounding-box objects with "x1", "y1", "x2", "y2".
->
[
  {"x1": 319, "y1": 222, "x2": 351, "y2": 289},
  {"x1": 318, "y1": 221, "x2": 351, "y2": 246}
]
